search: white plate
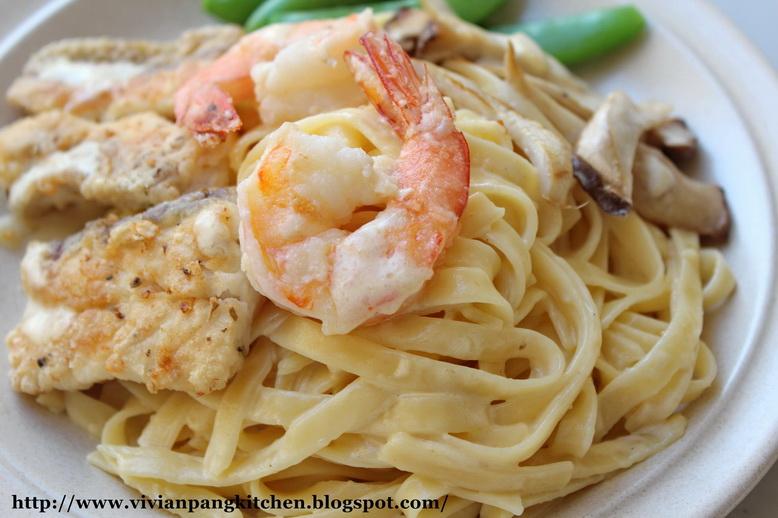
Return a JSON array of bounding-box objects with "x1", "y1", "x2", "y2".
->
[{"x1": 1, "y1": 1, "x2": 777, "y2": 517}]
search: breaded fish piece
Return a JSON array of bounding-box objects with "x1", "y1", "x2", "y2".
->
[
  {"x1": 6, "y1": 188, "x2": 263, "y2": 395},
  {"x1": 0, "y1": 111, "x2": 232, "y2": 219},
  {"x1": 7, "y1": 26, "x2": 243, "y2": 121}
]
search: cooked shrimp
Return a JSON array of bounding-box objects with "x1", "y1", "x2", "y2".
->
[
  {"x1": 174, "y1": 13, "x2": 373, "y2": 144},
  {"x1": 251, "y1": 14, "x2": 372, "y2": 129},
  {"x1": 237, "y1": 32, "x2": 470, "y2": 334}
]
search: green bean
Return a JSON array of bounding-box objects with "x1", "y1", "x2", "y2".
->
[
  {"x1": 202, "y1": 0, "x2": 265, "y2": 24},
  {"x1": 267, "y1": 0, "x2": 419, "y2": 24},
  {"x1": 246, "y1": 0, "x2": 389, "y2": 31},
  {"x1": 446, "y1": 0, "x2": 508, "y2": 24},
  {"x1": 491, "y1": 5, "x2": 646, "y2": 66}
]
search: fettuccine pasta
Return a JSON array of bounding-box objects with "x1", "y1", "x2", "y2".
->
[
  {"x1": 45, "y1": 100, "x2": 733, "y2": 517},
  {"x1": 7, "y1": 4, "x2": 736, "y2": 516}
]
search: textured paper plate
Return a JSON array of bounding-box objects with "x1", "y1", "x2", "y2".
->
[{"x1": 1, "y1": 1, "x2": 777, "y2": 517}]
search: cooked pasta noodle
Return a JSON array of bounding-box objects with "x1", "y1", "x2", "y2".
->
[
  {"x1": 42, "y1": 93, "x2": 734, "y2": 517},
  {"x1": 17, "y1": 14, "x2": 735, "y2": 517}
]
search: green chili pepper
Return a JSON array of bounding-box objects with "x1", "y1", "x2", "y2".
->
[
  {"x1": 446, "y1": 0, "x2": 508, "y2": 24},
  {"x1": 202, "y1": 0, "x2": 266, "y2": 24},
  {"x1": 267, "y1": 0, "x2": 419, "y2": 24},
  {"x1": 246, "y1": 0, "x2": 391, "y2": 31},
  {"x1": 491, "y1": 5, "x2": 646, "y2": 66}
]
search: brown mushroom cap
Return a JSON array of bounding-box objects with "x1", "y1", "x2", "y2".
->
[
  {"x1": 572, "y1": 154, "x2": 631, "y2": 215},
  {"x1": 645, "y1": 118, "x2": 698, "y2": 163},
  {"x1": 573, "y1": 92, "x2": 664, "y2": 213},
  {"x1": 386, "y1": 1, "x2": 730, "y2": 242}
]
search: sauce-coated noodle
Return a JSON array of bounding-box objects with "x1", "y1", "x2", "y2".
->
[{"x1": 54, "y1": 101, "x2": 734, "y2": 517}]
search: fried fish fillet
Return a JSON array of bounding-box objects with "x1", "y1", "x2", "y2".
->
[
  {"x1": 6, "y1": 188, "x2": 263, "y2": 395},
  {"x1": 0, "y1": 110, "x2": 232, "y2": 219},
  {"x1": 7, "y1": 26, "x2": 243, "y2": 121}
]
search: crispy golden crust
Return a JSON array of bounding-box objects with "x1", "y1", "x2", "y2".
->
[
  {"x1": 0, "y1": 111, "x2": 233, "y2": 218},
  {"x1": 6, "y1": 25, "x2": 243, "y2": 120},
  {"x1": 7, "y1": 188, "x2": 263, "y2": 395},
  {"x1": 0, "y1": 111, "x2": 93, "y2": 189}
]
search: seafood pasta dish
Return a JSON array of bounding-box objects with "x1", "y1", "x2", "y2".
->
[{"x1": 1, "y1": 0, "x2": 736, "y2": 516}]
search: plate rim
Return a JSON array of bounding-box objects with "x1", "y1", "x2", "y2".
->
[{"x1": 679, "y1": 0, "x2": 778, "y2": 512}]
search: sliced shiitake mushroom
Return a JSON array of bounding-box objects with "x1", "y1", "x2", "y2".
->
[
  {"x1": 645, "y1": 118, "x2": 698, "y2": 163},
  {"x1": 573, "y1": 92, "x2": 665, "y2": 214},
  {"x1": 393, "y1": 1, "x2": 729, "y2": 240},
  {"x1": 571, "y1": 94, "x2": 727, "y2": 239},
  {"x1": 632, "y1": 144, "x2": 730, "y2": 241},
  {"x1": 398, "y1": 0, "x2": 588, "y2": 93},
  {"x1": 384, "y1": 8, "x2": 438, "y2": 56}
]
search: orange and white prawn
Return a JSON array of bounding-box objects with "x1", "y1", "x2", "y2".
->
[
  {"x1": 174, "y1": 14, "x2": 373, "y2": 144},
  {"x1": 237, "y1": 32, "x2": 470, "y2": 334}
]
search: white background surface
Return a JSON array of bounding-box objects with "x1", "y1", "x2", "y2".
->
[{"x1": 710, "y1": 3, "x2": 778, "y2": 516}]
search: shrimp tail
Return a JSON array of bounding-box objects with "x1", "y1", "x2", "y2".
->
[
  {"x1": 174, "y1": 82, "x2": 242, "y2": 145},
  {"x1": 345, "y1": 31, "x2": 470, "y2": 218},
  {"x1": 346, "y1": 32, "x2": 435, "y2": 139}
]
